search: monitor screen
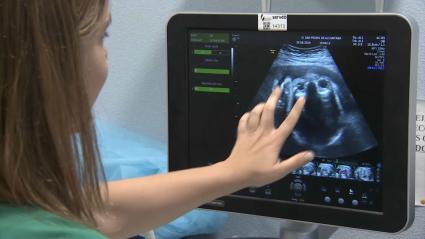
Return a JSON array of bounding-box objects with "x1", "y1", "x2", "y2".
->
[
  {"x1": 188, "y1": 30, "x2": 385, "y2": 212},
  {"x1": 168, "y1": 13, "x2": 415, "y2": 232}
]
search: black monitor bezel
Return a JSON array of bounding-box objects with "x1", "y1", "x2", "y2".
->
[{"x1": 167, "y1": 13, "x2": 414, "y2": 232}]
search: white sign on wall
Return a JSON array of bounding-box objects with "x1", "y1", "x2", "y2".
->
[{"x1": 415, "y1": 100, "x2": 425, "y2": 206}]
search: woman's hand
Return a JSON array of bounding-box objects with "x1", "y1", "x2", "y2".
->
[
  {"x1": 224, "y1": 87, "x2": 314, "y2": 188},
  {"x1": 101, "y1": 87, "x2": 314, "y2": 238}
]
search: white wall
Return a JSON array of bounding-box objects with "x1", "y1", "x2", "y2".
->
[{"x1": 95, "y1": 0, "x2": 425, "y2": 143}]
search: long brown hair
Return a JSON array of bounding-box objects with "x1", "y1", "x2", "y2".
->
[{"x1": 0, "y1": 0, "x2": 107, "y2": 226}]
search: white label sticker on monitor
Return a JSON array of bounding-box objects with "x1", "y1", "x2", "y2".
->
[
  {"x1": 415, "y1": 100, "x2": 425, "y2": 206},
  {"x1": 258, "y1": 13, "x2": 287, "y2": 31}
]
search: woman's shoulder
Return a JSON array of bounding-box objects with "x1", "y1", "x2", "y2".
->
[{"x1": 0, "y1": 204, "x2": 107, "y2": 239}]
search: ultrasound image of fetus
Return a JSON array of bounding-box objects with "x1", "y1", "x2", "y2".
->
[
  {"x1": 302, "y1": 162, "x2": 316, "y2": 176},
  {"x1": 317, "y1": 163, "x2": 335, "y2": 177},
  {"x1": 253, "y1": 45, "x2": 377, "y2": 158},
  {"x1": 336, "y1": 165, "x2": 354, "y2": 179},
  {"x1": 355, "y1": 166, "x2": 374, "y2": 182}
]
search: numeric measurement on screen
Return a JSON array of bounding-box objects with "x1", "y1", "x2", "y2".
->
[
  {"x1": 352, "y1": 35, "x2": 364, "y2": 46},
  {"x1": 353, "y1": 35, "x2": 386, "y2": 71}
]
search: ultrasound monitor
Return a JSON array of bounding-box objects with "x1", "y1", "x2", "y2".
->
[{"x1": 167, "y1": 13, "x2": 417, "y2": 233}]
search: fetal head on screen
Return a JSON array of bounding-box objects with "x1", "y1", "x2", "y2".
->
[{"x1": 253, "y1": 45, "x2": 377, "y2": 158}]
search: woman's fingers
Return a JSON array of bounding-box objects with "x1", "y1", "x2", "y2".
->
[
  {"x1": 260, "y1": 87, "x2": 282, "y2": 131},
  {"x1": 274, "y1": 151, "x2": 315, "y2": 176},
  {"x1": 276, "y1": 97, "x2": 305, "y2": 140},
  {"x1": 229, "y1": 89, "x2": 313, "y2": 187},
  {"x1": 247, "y1": 103, "x2": 265, "y2": 131},
  {"x1": 237, "y1": 112, "x2": 250, "y2": 134}
]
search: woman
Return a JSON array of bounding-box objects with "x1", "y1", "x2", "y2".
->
[{"x1": 0, "y1": 1, "x2": 314, "y2": 238}]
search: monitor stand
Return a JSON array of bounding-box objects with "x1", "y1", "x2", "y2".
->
[
  {"x1": 278, "y1": 221, "x2": 337, "y2": 239},
  {"x1": 224, "y1": 220, "x2": 338, "y2": 239}
]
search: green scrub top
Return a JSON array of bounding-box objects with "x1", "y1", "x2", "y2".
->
[{"x1": 0, "y1": 203, "x2": 107, "y2": 239}]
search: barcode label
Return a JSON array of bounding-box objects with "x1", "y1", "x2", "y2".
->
[
  {"x1": 263, "y1": 21, "x2": 271, "y2": 30},
  {"x1": 258, "y1": 13, "x2": 287, "y2": 31}
]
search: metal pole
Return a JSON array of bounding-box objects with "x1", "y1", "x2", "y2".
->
[
  {"x1": 262, "y1": 0, "x2": 271, "y2": 13},
  {"x1": 375, "y1": 0, "x2": 385, "y2": 13}
]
